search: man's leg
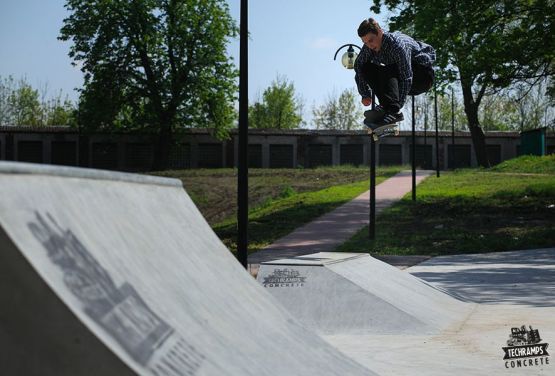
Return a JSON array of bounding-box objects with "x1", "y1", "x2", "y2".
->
[
  {"x1": 360, "y1": 63, "x2": 401, "y2": 114},
  {"x1": 409, "y1": 64, "x2": 434, "y2": 96}
]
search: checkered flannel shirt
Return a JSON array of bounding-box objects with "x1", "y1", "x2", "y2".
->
[{"x1": 354, "y1": 31, "x2": 436, "y2": 108}]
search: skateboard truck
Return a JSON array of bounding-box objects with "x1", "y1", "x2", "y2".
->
[{"x1": 366, "y1": 124, "x2": 399, "y2": 141}]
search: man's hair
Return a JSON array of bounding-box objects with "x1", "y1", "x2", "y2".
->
[{"x1": 357, "y1": 18, "x2": 381, "y2": 37}]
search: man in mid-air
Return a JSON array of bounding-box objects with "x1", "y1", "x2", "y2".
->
[{"x1": 354, "y1": 18, "x2": 436, "y2": 131}]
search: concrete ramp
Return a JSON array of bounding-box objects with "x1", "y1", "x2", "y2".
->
[
  {"x1": 257, "y1": 253, "x2": 472, "y2": 335},
  {"x1": 0, "y1": 162, "x2": 375, "y2": 376},
  {"x1": 257, "y1": 253, "x2": 555, "y2": 375}
]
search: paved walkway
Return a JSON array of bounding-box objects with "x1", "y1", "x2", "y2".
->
[{"x1": 248, "y1": 170, "x2": 433, "y2": 268}]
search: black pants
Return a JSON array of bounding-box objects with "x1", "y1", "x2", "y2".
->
[{"x1": 360, "y1": 62, "x2": 434, "y2": 113}]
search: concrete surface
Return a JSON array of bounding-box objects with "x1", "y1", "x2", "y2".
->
[
  {"x1": 327, "y1": 249, "x2": 555, "y2": 375},
  {"x1": 408, "y1": 248, "x2": 555, "y2": 306},
  {"x1": 257, "y1": 253, "x2": 470, "y2": 335},
  {"x1": 3, "y1": 161, "x2": 553, "y2": 375},
  {"x1": 258, "y1": 251, "x2": 555, "y2": 375},
  {"x1": 0, "y1": 162, "x2": 375, "y2": 376},
  {"x1": 249, "y1": 170, "x2": 433, "y2": 265}
]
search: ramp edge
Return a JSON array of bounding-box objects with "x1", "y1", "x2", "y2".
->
[{"x1": 0, "y1": 161, "x2": 182, "y2": 188}]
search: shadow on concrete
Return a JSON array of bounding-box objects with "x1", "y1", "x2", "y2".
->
[{"x1": 410, "y1": 248, "x2": 555, "y2": 307}]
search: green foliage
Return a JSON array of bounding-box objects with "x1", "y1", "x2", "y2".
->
[
  {"x1": 371, "y1": 0, "x2": 554, "y2": 90},
  {"x1": 313, "y1": 88, "x2": 363, "y2": 130},
  {"x1": 370, "y1": 0, "x2": 554, "y2": 166},
  {"x1": 8, "y1": 83, "x2": 42, "y2": 126},
  {"x1": 418, "y1": 79, "x2": 555, "y2": 132},
  {"x1": 249, "y1": 75, "x2": 303, "y2": 129},
  {"x1": 0, "y1": 75, "x2": 76, "y2": 127},
  {"x1": 491, "y1": 155, "x2": 555, "y2": 174},
  {"x1": 414, "y1": 91, "x2": 467, "y2": 132},
  {"x1": 60, "y1": 0, "x2": 238, "y2": 138},
  {"x1": 43, "y1": 90, "x2": 77, "y2": 126},
  {"x1": 278, "y1": 185, "x2": 297, "y2": 198},
  {"x1": 476, "y1": 79, "x2": 554, "y2": 131}
]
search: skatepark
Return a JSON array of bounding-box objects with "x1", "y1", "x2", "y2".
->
[{"x1": 1, "y1": 161, "x2": 554, "y2": 375}]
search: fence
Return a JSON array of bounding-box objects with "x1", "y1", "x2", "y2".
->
[{"x1": 1, "y1": 127, "x2": 553, "y2": 172}]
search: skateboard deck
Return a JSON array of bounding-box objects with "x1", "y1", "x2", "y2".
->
[{"x1": 365, "y1": 123, "x2": 400, "y2": 141}]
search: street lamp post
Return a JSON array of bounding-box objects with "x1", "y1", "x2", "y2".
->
[
  {"x1": 434, "y1": 80, "x2": 440, "y2": 177},
  {"x1": 369, "y1": 94, "x2": 376, "y2": 239},
  {"x1": 333, "y1": 44, "x2": 379, "y2": 239},
  {"x1": 237, "y1": 0, "x2": 248, "y2": 269},
  {"x1": 412, "y1": 96, "x2": 416, "y2": 201},
  {"x1": 451, "y1": 86, "x2": 455, "y2": 170}
]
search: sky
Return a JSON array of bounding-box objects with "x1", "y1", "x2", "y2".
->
[{"x1": 0, "y1": 0, "x2": 390, "y2": 127}]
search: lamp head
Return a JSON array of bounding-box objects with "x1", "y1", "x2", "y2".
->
[{"x1": 341, "y1": 46, "x2": 358, "y2": 69}]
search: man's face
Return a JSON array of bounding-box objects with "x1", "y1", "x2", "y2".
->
[{"x1": 361, "y1": 30, "x2": 383, "y2": 52}]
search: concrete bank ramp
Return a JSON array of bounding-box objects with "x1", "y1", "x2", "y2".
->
[
  {"x1": 0, "y1": 162, "x2": 376, "y2": 376},
  {"x1": 258, "y1": 253, "x2": 555, "y2": 375},
  {"x1": 257, "y1": 253, "x2": 473, "y2": 335}
]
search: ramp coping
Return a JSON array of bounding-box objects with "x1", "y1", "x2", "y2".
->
[
  {"x1": 0, "y1": 161, "x2": 182, "y2": 187},
  {"x1": 261, "y1": 252, "x2": 368, "y2": 266}
]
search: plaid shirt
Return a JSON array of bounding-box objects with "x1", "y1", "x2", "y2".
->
[{"x1": 354, "y1": 31, "x2": 435, "y2": 108}]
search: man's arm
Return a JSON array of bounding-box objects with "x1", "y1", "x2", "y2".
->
[
  {"x1": 354, "y1": 48, "x2": 373, "y2": 102},
  {"x1": 393, "y1": 44, "x2": 413, "y2": 109}
]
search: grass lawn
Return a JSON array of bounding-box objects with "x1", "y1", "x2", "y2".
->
[
  {"x1": 153, "y1": 166, "x2": 402, "y2": 253},
  {"x1": 338, "y1": 155, "x2": 555, "y2": 256}
]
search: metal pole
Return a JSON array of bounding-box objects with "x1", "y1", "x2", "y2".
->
[
  {"x1": 424, "y1": 99, "x2": 428, "y2": 145},
  {"x1": 411, "y1": 95, "x2": 416, "y2": 201},
  {"x1": 451, "y1": 86, "x2": 455, "y2": 169},
  {"x1": 237, "y1": 0, "x2": 248, "y2": 269},
  {"x1": 434, "y1": 80, "x2": 440, "y2": 177},
  {"x1": 369, "y1": 93, "x2": 376, "y2": 239}
]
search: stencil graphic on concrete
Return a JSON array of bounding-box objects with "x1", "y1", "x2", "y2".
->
[
  {"x1": 0, "y1": 162, "x2": 375, "y2": 376},
  {"x1": 28, "y1": 212, "x2": 204, "y2": 375}
]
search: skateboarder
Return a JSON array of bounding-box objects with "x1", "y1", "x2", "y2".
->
[{"x1": 354, "y1": 18, "x2": 436, "y2": 132}]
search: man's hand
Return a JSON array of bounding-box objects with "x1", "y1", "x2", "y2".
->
[{"x1": 361, "y1": 97, "x2": 372, "y2": 106}]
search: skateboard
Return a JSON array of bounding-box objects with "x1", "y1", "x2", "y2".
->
[
  {"x1": 363, "y1": 106, "x2": 400, "y2": 141},
  {"x1": 366, "y1": 124, "x2": 400, "y2": 141}
]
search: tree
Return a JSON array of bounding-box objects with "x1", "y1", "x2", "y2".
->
[
  {"x1": 414, "y1": 84, "x2": 554, "y2": 133},
  {"x1": 313, "y1": 88, "x2": 363, "y2": 130},
  {"x1": 249, "y1": 75, "x2": 303, "y2": 129},
  {"x1": 370, "y1": 0, "x2": 554, "y2": 166},
  {"x1": 0, "y1": 76, "x2": 15, "y2": 125},
  {"x1": 60, "y1": 0, "x2": 239, "y2": 169},
  {"x1": 508, "y1": 80, "x2": 554, "y2": 131},
  {"x1": 0, "y1": 76, "x2": 43, "y2": 126},
  {"x1": 44, "y1": 90, "x2": 77, "y2": 126},
  {"x1": 0, "y1": 75, "x2": 77, "y2": 127},
  {"x1": 9, "y1": 82, "x2": 43, "y2": 126}
]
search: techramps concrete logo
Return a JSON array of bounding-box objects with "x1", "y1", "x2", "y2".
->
[
  {"x1": 502, "y1": 325, "x2": 550, "y2": 370},
  {"x1": 262, "y1": 268, "x2": 307, "y2": 288}
]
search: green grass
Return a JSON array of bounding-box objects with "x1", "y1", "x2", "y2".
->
[
  {"x1": 153, "y1": 165, "x2": 402, "y2": 254},
  {"x1": 214, "y1": 178, "x2": 393, "y2": 253},
  {"x1": 338, "y1": 156, "x2": 555, "y2": 256},
  {"x1": 490, "y1": 154, "x2": 555, "y2": 174},
  {"x1": 153, "y1": 165, "x2": 401, "y2": 225}
]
